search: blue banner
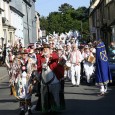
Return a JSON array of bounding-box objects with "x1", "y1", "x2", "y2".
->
[{"x1": 96, "y1": 41, "x2": 112, "y2": 85}]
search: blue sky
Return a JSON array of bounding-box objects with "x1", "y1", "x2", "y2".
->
[{"x1": 35, "y1": 0, "x2": 90, "y2": 17}]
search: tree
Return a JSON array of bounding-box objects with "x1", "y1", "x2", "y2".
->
[
  {"x1": 39, "y1": 3, "x2": 89, "y2": 35},
  {"x1": 40, "y1": 16, "x2": 48, "y2": 30},
  {"x1": 58, "y1": 3, "x2": 74, "y2": 14}
]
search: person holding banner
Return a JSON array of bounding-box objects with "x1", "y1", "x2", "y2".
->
[{"x1": 96, "y1": 40, "x2": 112, "y2": 96}]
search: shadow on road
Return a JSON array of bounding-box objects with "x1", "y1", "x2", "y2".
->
[{"x1": 0, "y1": 80, "x2": 115, "y2": 115}]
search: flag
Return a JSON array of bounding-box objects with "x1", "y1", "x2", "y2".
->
[{"x1": 96, "y1": 41, "x2": 112, "y2": 85}]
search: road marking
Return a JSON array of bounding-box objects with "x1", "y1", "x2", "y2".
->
[{"x1": 0, "y1": 74, "x2": 8, "y2": 82}]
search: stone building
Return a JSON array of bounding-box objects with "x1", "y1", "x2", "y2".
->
[
  {"x1": 35, "y1": 11, "x2": 40, "y2": 41},
  {"x1": 0, "y1": 0, "x2": 16, "y2": 47},
  {"x1": 10, "y1": 0, "x2": 37, "y2": 47},
  {"x1": 0, "y1": 0, "x2": 37, "y2": 47},
  {"x1": 89, "y1": 0, "x2": 115, "y2": 46}
]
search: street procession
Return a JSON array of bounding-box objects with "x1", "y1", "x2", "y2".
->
[
  {"x1": 0, "y1": 0, "x2": 115, "y2": 115},
  {"x1": 0, "y1": 31, "x2": 114, "y2": 115}
]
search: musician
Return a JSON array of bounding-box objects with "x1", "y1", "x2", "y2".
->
[
  {"x1": 70, "y1": 44, "x2": 82, "y2": 87},
  {"x1": 65, "y1": 43, "x2": 72, "y2": 81},
  {"x1": 82, "y1": 45, "x2": 95, "y2": 85},
  {"x1": 40, "y1": 43, "x2": 62, "y2": 112},
  {"x1": 49, "y1": 39, "x2": 56, "y2": 52},
  {"x1": 57, "y1": 45, "x2": 67, "y2": 66},
  {"x1": 9, "y1": 52, "x2": 21, "y2": 99},
  {"x1": 5, "y1": 49, "x2": 15, "y2": 79},
  {"x1": 28, "y1": 49, "x2": 37, "y2": 64},
  {"x1": 17, "y1": 49, "x2": 34, "y2": 115},
  {"x1": 56, "y1": 45, "x2": 66, "y2": 109},
  {"x1": 35, "y1": 46, "x2": 43, "y2": 111}
]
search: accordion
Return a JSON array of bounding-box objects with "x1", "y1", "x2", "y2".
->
[{"x1": 87, "y1": 56, "x2": 95, "y2": 64}]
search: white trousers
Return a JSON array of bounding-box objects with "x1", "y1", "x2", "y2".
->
[
  {"x1": 65, "y1": 69, "x2": 71, "y2": 79},
  {"x1": 84, "y1": 62, "x2": 94, "y2": 83},
  {"x1": 71, "y1": 64, "x2": 81, "y2": 85}
]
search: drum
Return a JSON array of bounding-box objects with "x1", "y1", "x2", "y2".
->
[
  {"x1": 87, "y1": 56, "x2": 95, "y2": 64},
  {"x1": 64, "y1": 62, "x2": 71, "y2": 70}
]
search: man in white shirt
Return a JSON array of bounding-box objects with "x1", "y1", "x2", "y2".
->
[{"x1": 70, "y1": 44, "x2": 82, "y2": 87}]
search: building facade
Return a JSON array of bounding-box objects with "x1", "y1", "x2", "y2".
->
[
  {"x1": 89, "y1": 0, "x2": 115, "y2": 47},
  {"x1": 0, "y1": 0, "x2": 16, "y2": 47},
  {"x1": 0, "y1": 2, "x2": 4, "y2": 46},
  {"x1": 35, "y1": 11, "x2": 40, "y2": 41},
  {"x1": 10, "y1": 0, "x2": 37, "y2": 47},
  {"x1": 0, "y1": 0, "x2": 37, "y2": 47}
]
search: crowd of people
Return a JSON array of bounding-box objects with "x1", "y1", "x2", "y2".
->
[{"x1": 0, "y1": 36, "x2": 114, "y2": 115}]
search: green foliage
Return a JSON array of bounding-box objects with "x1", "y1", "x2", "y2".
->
[
  {"x1": 58, "y1": 3, "x2": 74, "y2": 13},
  {"x1": 40, "y1": 3, "x2": 89, "y2": 35},
  {"x1": 40, "y1": 16, "x2": 48, "y2": 30}
]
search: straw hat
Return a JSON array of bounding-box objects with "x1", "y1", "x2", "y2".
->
[
  {"x1": 42, "y1": 42, "x2": 50, "y2": 48},
  {"x1": 72, "y1": 44, "x2": 77, "y2": 48},
  {"x1": 29, "y1": 49, "x2": 34, "y2": 54},
  {"x1": 57, "y1": 45, "x2": 63, "y2": 50},
  {"x1": 84, "y1": 45, "x2": 89, "y2": 49},
  {"x1": 20, "y1": 48, "x2": 29, "y2": 54},
  {"x1": 67, "y1": 42, "x2": 71, "y2": 47}
]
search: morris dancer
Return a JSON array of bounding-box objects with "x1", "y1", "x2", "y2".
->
[
  {"x1": 40, "y1": 43, "x2": 61, "y2": 112},
  {"x1": 17, "y1": 49, "x2": 35, "y2": 115},
  {"x1": 65, "y1": 43, "x2": 72, "y2": 81},
  {"x1": 9, "y1": 51, "x2": 21, "y2": 98},
  {"x1": 82, "y1": 45, "x2": 95, "y2": 85},
  {"x1": 5, "y1": 49, "x2": 15, "y2": 79},
  {"x1": 5, "y1": 49, "x2": 15, "y2": 95},
  {"x1": 56, "y1": 45, "x2": 66, "y2": 110},
  {"x1": 70, "y1": 44, "x2": 82, "y2": 87}
]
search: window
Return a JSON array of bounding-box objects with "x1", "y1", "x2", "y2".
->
[{"x1": 9, "y1": 32, "x2": 12, "y2": 43}]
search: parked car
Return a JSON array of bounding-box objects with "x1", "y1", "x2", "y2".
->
[{"x1": 108, "y1": 54, "x2": 115, "y2": 83}]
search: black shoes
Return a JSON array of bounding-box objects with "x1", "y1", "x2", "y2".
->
[
  {"x1": 87, "y1": 83, "x2": 91, "y2": 86},
  {"x1": 19, "y1": 110, "x2": 25, "y2": 115},
  {"x1": 71, "y1": 84, "x2": 79, "y2": 87}
]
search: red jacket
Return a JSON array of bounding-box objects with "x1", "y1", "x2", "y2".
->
[
  {"x1": 36, "y1": 53, "x2": 42, "y2": 73},
  {"x1": 37, "y1": 52, "x2": 64, "y2": 80}
]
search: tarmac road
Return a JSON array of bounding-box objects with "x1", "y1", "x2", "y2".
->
[{"x1": 0, "y1": 67, "x2": 115, "y2": 115}]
